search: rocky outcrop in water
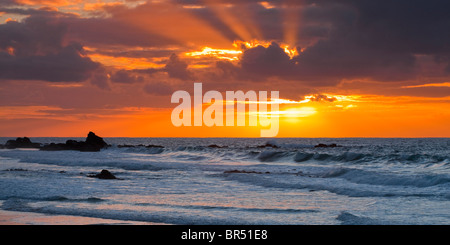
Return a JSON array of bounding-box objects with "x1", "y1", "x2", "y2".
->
[
  {"x1": 87, "y1": 169, "x2": 117, "y2": 179},
  {"x1": 40, "y1": 131, "x2": 109, "y2": 152},
  {"x1": 2, "y1": 137, "x2": 41, "y2": 149}
]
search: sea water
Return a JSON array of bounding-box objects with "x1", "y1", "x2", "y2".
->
[{"x1": 0, "y1": 138, "x2": 449, "y2": 225}]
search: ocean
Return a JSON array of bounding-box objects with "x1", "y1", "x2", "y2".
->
[{"x1": 0, "y1": 137, "x2": 449, "y2": 225}]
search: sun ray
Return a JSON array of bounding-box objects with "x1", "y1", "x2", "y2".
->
[
  {"x1": 115, "y1": 1, "x2": 231, "y2": 48},
  {"x1": 201, "y1": 0, "x2": 254, "y2": 42},
  {"x1": 203, "y1": 0, "x2": 264, "y2": 41},
  {"x1": 282, "y1": 0, "x2": 303, "y2": 47}
]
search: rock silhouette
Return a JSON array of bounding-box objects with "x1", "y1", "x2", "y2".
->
[
  {"x1": 85, "y1": 132, "x2": 108, "y2": 149},
  {"x1": 2, "y1": 137, "x2": 41, "y2": 149},
  {"x1": 40, "y1": 132, "x2": 109, "y2": 152},
  {"x1": 87, "y1": 169, "x2": 117, "y2": 179}
]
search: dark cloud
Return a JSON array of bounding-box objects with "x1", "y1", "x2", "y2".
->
[
  {"x1": 3, "y1": 0, "x2": 450, "y2": 92},
  {"x1": 293, "y1": 37, "x2": 416, "y2": 82},
  {"x1": 132, "y1": 53, "x2": 194, "y2": 81},
  {"x1": 293, "y1": 0, "x2": 450, "y2": 81},
  {"x1": 89, "y1": 71, "x2": 111, "y2": 90},
  {"x1": 110, "y1": 69, "x2": 144, "y2": 84},
  {"x1": 214, "y1": 42, "x2": 297, "y2": 83},
  {"x1": 0, "y1": 13, "x2": 100, "y2": 82},
  {"x1": 240, "y1": 42, "x2": 294, "y2": 77},
  {"x1": 215, "y1": 42, "x2": 308, "y2": 83},
  {"x1": 0, "y1": 43, "x2": 100, "y2": 82},
  {"x1": 333, "y1": 0, "x2": 450, "y2": 54},
  {"x1": 164, "y1": 54, "x2": 193, "y2": 80},
  {"x1": 0, "y1": 13, "x2": 67, "y2": 55},
  {"x1": 214, "y1": 0, "x2": 450, "y2": 86},
  {"x1": 134, "y1": 67, "x2": 162, "y2": 76}
]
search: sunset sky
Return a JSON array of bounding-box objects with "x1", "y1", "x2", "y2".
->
[{"x1": 1, "y1": 0, "x2": 450, "y2": 137}]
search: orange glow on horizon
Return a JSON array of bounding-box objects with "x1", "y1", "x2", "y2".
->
[{"x1": 2, "y1": 94, "x2": 450, "y2": 137}]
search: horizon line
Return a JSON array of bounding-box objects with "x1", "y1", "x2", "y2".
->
[{"x1": 1, "y1": 136, "x2": 450, "y2": 139}]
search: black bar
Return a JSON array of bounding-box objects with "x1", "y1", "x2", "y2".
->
[{"x1": 1, "y1": 225, "x2": 448, "y2": 243}]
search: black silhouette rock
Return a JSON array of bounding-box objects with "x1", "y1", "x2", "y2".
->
[
  {"x1": 87, "y1": 169, "x2": 117, "y2": 179},
  {"x1": 4, "y1": 137, "x2": 41, "y2": 149},
  {"x1": 85, "y1": 131, "x2": 108, "y2": 149},
  {"x1": 40, "y1": 132, "x2": 109, "y2": 152}
]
